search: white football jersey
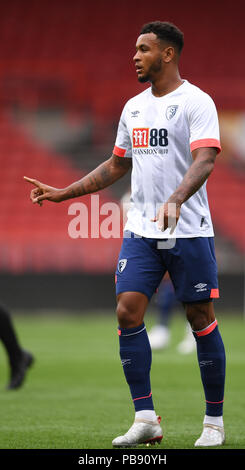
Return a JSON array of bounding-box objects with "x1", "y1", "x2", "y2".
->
[{"x1": 113, "y1": 80, "x2": 221, "y2": 238}]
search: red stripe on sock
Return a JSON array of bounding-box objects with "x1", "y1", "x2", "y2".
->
[
  {"x1": 133, "y1": 391, "x2": 152, "y2": 401},
  {"x1": 206, "y1": 399, "x2": 224, "y2": 404},
  {"x1": 195, "y1": 319, "x2": 218, "y2": 337}
]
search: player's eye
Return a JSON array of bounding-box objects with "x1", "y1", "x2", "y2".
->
[{"x1": 136, "y1": 45, "x2": 149, "y2": 53}]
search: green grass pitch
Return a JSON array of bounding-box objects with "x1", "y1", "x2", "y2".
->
[{"x1": 0, "y1": 310, "x2": 244, "y2": 449}]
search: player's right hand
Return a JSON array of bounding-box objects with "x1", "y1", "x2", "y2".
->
[
  {"x1": 151, "y1": 202, "x2": 180, "y2": 234},
  {"x1": 24, "y1": 176, "x2": 65, "y2": 205}
]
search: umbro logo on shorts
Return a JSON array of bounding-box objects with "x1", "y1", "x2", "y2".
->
[
  {"x1": 118, "y1": 259, "x2": 127, "y2": 273},
  {"x1": 194, "y1": 283, "x2": 207, "y2": 292}
]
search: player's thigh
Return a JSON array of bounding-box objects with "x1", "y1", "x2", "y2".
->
[
  {"x1": 166, "y1": 237, "x2": 219, "y2": 304},
  {"x1": 116, "y1": 291, "x2": 149, "y2": 328},
  {"x1": 115, "y1": 231, "x2": 166, "y2": 302}
]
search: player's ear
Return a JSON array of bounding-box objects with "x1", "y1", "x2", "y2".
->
[{"x1": 163, "y1": 46, "x2": 175, "y2": 63}]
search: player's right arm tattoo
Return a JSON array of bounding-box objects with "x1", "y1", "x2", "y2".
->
[{"x1": 63, "y1": 154, "x2": 132, "y2": 200}]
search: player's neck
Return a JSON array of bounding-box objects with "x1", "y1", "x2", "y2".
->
[{"x1": 151, "y1": 71, "x2": 183, "y2": 97}]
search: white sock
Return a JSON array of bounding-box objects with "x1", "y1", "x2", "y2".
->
[
  {"x1": 135, "y1": 410, "x2": 157, "y2": 422},
  {"x1": 204, "y1": 415, "x2": 224, "y2": 428}
]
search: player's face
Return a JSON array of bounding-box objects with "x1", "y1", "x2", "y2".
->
[{"x1": 133, "y1": 33, "x2": 164, "y2": 83}]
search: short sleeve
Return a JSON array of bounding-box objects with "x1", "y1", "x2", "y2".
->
[
  {"x1": 113, "y1": 105, "x2": 132, "y2": 158},
  {"x1": 187, "y1": 92, "x2": 221, "y2": 154}
]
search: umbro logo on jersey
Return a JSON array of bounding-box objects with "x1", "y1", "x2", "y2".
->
[
  {"x1": 166, "y1": 105, "x2": 178, "y2": 120},
  {"x1": 118, "y1": 258, "x2": 127, "y2": 273},
  {"x1": 131, "y1": 110, "x2": 140, "y2": 117},
  {"x1": 194, "y1": 283, "x2": 207, "y2": 292}
]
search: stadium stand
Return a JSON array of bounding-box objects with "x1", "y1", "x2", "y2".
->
[
  {"x1": 0, "y1": 0, "x2": 243, "y2": 274},
  {"x1": 0, "y1": 112, "x2": 121, "y2": 272},
  {"x1": 208, "y1": 164, "x2": 245, "y2": 253},
  {"x1": 0, "y1": 0, "x2": 244, "y2": 114}
]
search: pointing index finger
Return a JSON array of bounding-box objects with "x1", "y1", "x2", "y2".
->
[{"x1": 24, "y1": 176, "x2": 39, "y2": 186}]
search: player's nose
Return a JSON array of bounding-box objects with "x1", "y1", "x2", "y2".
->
[{"x1": 133, "y1": 50, "x2": 140, "y2": 62}]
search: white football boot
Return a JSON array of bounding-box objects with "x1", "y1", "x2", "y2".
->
[
  {"x1": 112, "y1": 416, "x2": 163, "y2": 447},
  {"x1": 148, "y1": 325, "x2": 170, "y2": 350},
  {"x1": 194, "y1": 424, "x2": 225, "y2": 447},
  {"x1": 177, "y1": 324, "x2": 196, "y2": 354}
]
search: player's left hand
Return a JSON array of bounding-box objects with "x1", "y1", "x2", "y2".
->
[{"x1": 151, "y1": 202, "x2": 181, "y2": 234}]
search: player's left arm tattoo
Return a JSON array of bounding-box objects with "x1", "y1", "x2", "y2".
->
[{"x1": 167, "y1": 147, "x2": 217, "y2": 207}]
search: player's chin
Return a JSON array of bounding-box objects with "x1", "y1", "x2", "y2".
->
[{"x1": 137, "y1": 73, "x2": 149, "y2": 83}]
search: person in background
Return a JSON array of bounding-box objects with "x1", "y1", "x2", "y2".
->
[{"x1": 0, "y1": 303, "x2": 34, "y2": 389}]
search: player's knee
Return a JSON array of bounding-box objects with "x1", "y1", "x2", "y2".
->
[
  {"x1": 185, "y1": 301, "x2": 214, "y2": 331},
  {"x1": 116, "y1": 299, "x2": 141, "y2": 329}
]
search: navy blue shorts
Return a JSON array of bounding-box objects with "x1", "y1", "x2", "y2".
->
[{"x1": 115, "y1": 232, "x2": 219, "y2": 303}]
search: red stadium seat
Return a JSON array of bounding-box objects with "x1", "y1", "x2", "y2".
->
[{"x1": 0, "y1": 113, "x2": 122, "y2": 272}]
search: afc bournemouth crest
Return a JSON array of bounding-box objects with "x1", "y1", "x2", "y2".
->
[
  {"x1": 166, "y1": 105, "x2": 178, "y2": 120},
  {"x1": 118, "y1": 259, "x2": 127, "y2": 273}
]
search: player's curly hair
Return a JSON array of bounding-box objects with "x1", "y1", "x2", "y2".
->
[{"x1": 140, "y1": 21, "x2": 184, "y2": 54}]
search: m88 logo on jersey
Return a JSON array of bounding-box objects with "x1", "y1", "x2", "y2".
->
[
  {"x1": 133, "y1": 128, "x2": 168, "y2": 148},
  {"x1": 132, "y1": 128, "x2": 149, "y2": 147}
]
